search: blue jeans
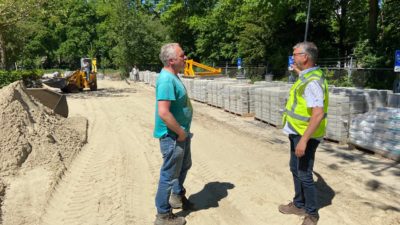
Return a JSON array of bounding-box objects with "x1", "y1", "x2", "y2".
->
[
  {"x1": 155, "y1": 134, "x2": 192, "y2": 214},
  {"x1": 289, "y1": 134, "x2": 319, "y2": 216},
  {"x1": 85, "y1": 69, "x2": 90, "y2": 81}
]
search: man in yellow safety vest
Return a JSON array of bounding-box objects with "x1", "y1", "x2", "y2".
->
[{"x1": 279, "y1": 42, "x2": 329, "y2": 225}]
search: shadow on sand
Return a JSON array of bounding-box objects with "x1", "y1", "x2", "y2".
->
[{"x1": 176, "y1": 181, "x2": 234, "y2": 217}]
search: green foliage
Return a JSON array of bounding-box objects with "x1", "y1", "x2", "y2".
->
[
  {"x1": 354, "y1": 39, "x2": 384, "y2": 68},
  {"x1": 0, "y1": 70, "x2": 43, "y2": 88},
  {"x1": 324, "y1": 69, "x2": 353, "y2": 87},
  {"x1": 0, "y1": 0, "x2": 396, "y2": 90}
]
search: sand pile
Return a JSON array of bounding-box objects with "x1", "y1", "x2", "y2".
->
[{"x1": 0, "y1": 81, "x2": 87, "y2": 224}]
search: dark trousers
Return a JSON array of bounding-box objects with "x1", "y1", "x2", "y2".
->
[{"x1": 289, "y1": 134, "x2": 319, "y2": 216}]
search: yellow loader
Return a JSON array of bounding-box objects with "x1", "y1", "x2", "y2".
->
[
  {"x1": 61, "y1": 58, "x2": 98, "y2": 92},
  {"x1": 24, "y1": 58, "x2": 98, "y2": 118},
  {"x1": 42, "y1": 58, "x2": 98, "y2": 93}
]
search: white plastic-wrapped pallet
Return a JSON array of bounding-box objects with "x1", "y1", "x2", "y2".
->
[{"x1": 349, "y1": 107, "x2": 400, "y2": 160}]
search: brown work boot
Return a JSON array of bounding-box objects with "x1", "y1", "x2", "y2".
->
[
  {"x1": 301, "y1": 214, "x2": 319, "y2": 225},
  {"x1": 278, "y1": 202, "x2": 306, "y2": 216},
  {"x1": 154, "y1": 212, "x2": 186, "y2": 225},
  {"x1": 169, "y1": 193, "x2": 194, "y2": 210}
]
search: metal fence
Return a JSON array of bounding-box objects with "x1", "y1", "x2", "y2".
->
[{"x1": 324, "y1": 67, "x2": 398, "y2": 90}]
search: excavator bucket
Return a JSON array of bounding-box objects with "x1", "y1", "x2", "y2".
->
[{"x1": 24, "y1": 88, "x2": 69, "y2": 118}]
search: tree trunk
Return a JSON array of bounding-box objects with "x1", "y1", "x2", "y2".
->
[
  {"x1": 0, "y1": 32, "x2": 5, "y2": 69},
  {"x1": 369, "y1": 0, "x2": 378, "y2": 44}
]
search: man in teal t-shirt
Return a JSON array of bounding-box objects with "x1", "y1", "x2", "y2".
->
[
  {"x1": 153, "y1": 43, "x2": 193, "y2": 225},
  {"x1": 153, "y1": 69, "x2": 192, "y2": 138}
]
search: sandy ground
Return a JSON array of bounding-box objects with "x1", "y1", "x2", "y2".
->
[{"x1": 2, "y1": 79, "x2": 399, "y2": 225}]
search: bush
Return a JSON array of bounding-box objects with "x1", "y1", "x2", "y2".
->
[{"x1": 0, "y1": 70, "x2": 43, "y2": 88}]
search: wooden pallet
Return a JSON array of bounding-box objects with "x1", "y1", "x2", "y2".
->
[
  {"x1": 349, "y1": 143, "x2": 400, "y2": 162},
  {"x1": 207, "y1": 104, "x2": 223, "y2": 109},
  {"x1": 323, "y1": 137, "x2": 348, "y2": 145},
  {"x1": 224, "y1": 110, "x2": 255, "y2": 117},
  {"x1": 192, "y1": 99, "x2": 207, "y2": 103},
  {"x1": 254, "y1": 117, "x2": 278, "y2": 127}
]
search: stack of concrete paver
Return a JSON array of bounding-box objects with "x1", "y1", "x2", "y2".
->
[
  {"x1": 217, "y1": 81, "x2": 237, "y2": 108},
  {"x1": 206, "y1": 80, "x2": 234, "y2": 107},
  {"x1": 362, "y1": 89, "x2": 392, "y2": 111},
  {"x1": 326, "y1": 90, "x2": 366, "y2": 143},
  {"x1": 254, "y1": 88, "x2": 264, "y2": 121},
  {"x1": 206, "y1": 82, "x2": 216, "y2": 105},
  {"x1": 225, "y1": 84, "x2": 245, "y2": 114},
  {"x1": 387, "y1": 93, "x2": 400, "y2": 108},
  {"x1": 254, "y1": 85, "x2": 289, "y2": 125},
  {"x1": 181, "y1": 78, "x2": 194, "y2": 98},
  {"x1": 225, "y1": 84, "x2": 258, "y2": 116},
  {"x1": 142, "y1": 71, "x2": 150, "y2": 84},
  {"x1": 193, "y1": 80, "x2": 211, "y2": 102},
  {"x1": 138, "y1": 70, "x2": 146, "y2": 82},
  {"x1": 349, "y1": 107, "x2": 400, "y2": 160},
  {"x1": 218, "y1": 79, "x2": 250, "y2": 109},
  {"x1": 150, "y1": 73, "x2": 158, "y2": 87}
]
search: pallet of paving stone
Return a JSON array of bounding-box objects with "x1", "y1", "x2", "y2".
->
[
  {"x1": 349, "y1": 107, "x2": 400, "y2": 161},
  {"x1": 323, "y1": 137, "x2": 348, "y2": 145},
  {"x1": 349, "y1": 142, "x2": 400, "y2": 161},
  {"x1": 193, "y1": 99, "x2": 207, "y2": 103},
  {"x1": 387, "y1": 93, "x2": 400, "y2": 108},
  {"x1": 224, "y1": 84, "x2": 246, "y2": 113},
  {"x1": 254, "y1": 117, "x2": 278, "y2": 127},
  {"x1": 362, "y1": 89, "x2": 391, "y2": 111},
  {"x1": 206, "y1": 82, "x2": 215, "y2": 105},
  {"x1": 224, "y1": 109, "x2": 254, "y2": 117},
  {"x1": 217, "y1": 81, "x2": 236, "y2": 108},
  {"x1": 182, "y1": 78, "x2": 194, "y2": 98},
  {"x1": 193, "y1": 79, "x2": 211, "y2": 102},
  {"x1": 207, "y1": 103, "x2": 222, "y2": 109}
]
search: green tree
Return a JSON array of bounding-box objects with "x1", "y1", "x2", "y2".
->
[
  {"x1": 188, "y1": 0, "x2": 243, "y2": 64},
  {"x1": 105, "y1": 0, "x2": 168, "y2": 74},
  {"x1": 51, "y1": 0, "x2": 98, "y2": 68},
  {"x1": 0, "y1": 0, "x2": 46, "y2": 69}
]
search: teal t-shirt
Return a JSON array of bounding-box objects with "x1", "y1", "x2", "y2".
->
[{"x1": 153, "y1": 69, "x2": 193, "y2": 138}]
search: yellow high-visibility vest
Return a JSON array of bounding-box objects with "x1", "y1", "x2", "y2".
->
[{"x1": 282, "y1": 68, "x2": 329, "y2": 138}]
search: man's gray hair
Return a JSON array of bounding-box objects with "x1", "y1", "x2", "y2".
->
[
  {"x1": 293, "y1": 42, "x2": 318, "y2": 62},
  {"x1": 159, "y1": 43, "x2": 180, "y2": 66}
]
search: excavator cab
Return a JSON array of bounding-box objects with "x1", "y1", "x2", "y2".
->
[{"x1": 183, "y1": 59, "x2": 222, "y2": 78}]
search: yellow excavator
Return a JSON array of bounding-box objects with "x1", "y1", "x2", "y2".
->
[
  {"x1": 42, "y1": 58, "x2": 97, "y2": 93},
  {"x1": 25, "y1": 58, "x2": 98, "y2": 118},
  {"x1": 183, "y1": 59, "x2": 222, "y2": 78},
  {"x1": 61, "y1": 58, "x2": 98, "y2": 92}
]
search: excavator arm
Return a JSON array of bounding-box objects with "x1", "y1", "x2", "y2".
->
[{"x1": 184, "y1": 59, "x2": 222, "y2": 78}]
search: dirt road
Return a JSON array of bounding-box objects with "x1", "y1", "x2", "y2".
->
[{"x1": 36, "y1": 79, "x2": 399, "y2": 225}]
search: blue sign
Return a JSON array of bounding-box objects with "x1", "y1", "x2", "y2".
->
[
  {"x1": 395, "y1": 50, "x2": 400, "y2": 72},
  {"x1": 288, "y1": 56, "x2": 294, "y2": 71},
  {"x1": 237, "y1": 58, "x2": 242, "y2": 69}
]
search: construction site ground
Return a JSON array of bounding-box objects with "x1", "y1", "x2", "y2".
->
[{"x1": 2, "y1": 79, "x2": 399, "y2": 225}]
